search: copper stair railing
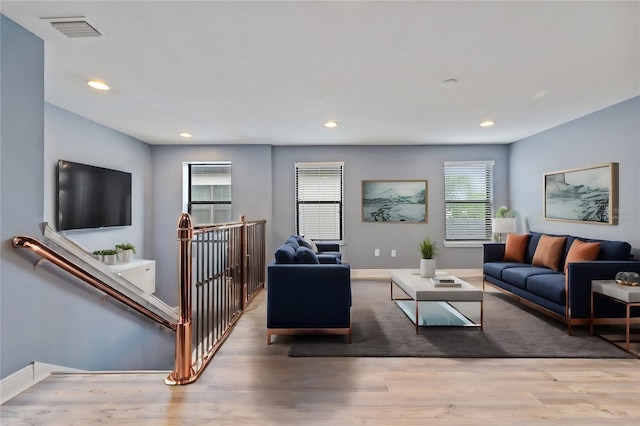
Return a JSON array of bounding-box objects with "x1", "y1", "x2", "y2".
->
[
  {"x1": 12, "y1": 235, "x2": 177, "y2": 331},
  {"x1": 13, "y1": 213, "x2": 267, "y2": 386}
]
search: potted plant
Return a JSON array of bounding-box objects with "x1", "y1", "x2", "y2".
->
[
  {"x1": 101, "y1": 249, "x2": 118, "y2": 265},
  {"x1": 92, "y1": 250, "x2": 103, "y2": 262},
  {"x1": 418, "y1": 237, "x2": 439, "y2": 278},
  {"x1": 115, "y1": 243, "x2": 136, "y2": 263}
]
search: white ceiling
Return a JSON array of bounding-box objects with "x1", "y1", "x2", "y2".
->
[{"x1": 2, "y1": 1, "x2": 639, "y2": 146}]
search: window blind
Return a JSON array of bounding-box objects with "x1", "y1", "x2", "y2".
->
[
  {"x1": 295, "y1": 162, "x2": 344, "y2": 242},
  {"x1": 444, "y1": 161, "x2": 494, "y2": 242}
]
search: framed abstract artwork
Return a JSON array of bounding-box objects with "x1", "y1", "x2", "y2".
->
[
  {"x1": 362, "y1": 180, "x2": 427, "y2": 223},
  {"x1": 544, "y1": 162, "x2": 619, "y2": 225}
]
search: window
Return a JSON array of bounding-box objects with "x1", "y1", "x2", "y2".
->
[
  {"x1": 444, "y1": 161, "x2": 494, "y2": 245},
  {"x1": 188, "y1": 162, "x2": 232, "y2": 225},
  {"x1": 295, "y1": 162, "x2": 344, "y2": 242}
]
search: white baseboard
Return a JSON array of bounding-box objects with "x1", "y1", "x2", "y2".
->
[{"x1": 1, "y1": 362, "x2": 84, "y2": 404}]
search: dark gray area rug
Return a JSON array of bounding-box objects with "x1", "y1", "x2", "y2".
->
[{"x1": 288, "y1": 281, "x2": 635, "y2": 358}]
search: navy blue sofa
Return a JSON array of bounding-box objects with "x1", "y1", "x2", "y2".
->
[
  {"x1": 267, "y1": 236, "x2": 351, "y2": 344},
  {"x1": 483, "y1": 231, "x2": 640, "y2": 334}
]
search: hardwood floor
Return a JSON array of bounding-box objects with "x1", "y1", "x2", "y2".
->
[{"x1": 2, "y1": 275, "x2": 639, "y2": 425}]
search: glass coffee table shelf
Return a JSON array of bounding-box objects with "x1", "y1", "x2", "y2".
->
[{"x1": 395, "y1": 300, "x2": 479, "y2": 327}]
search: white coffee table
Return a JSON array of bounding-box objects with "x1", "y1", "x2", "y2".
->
[{"x1": 390, "y1": 269, "x2": 483, "y2": 334}]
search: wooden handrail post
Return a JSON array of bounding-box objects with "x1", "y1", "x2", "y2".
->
[{"x1": 165, "y1": 213, "x2": 195, "y2": 385}]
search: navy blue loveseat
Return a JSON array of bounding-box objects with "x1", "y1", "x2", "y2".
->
[
  {"x1": 267, "y1": 236, "x2": 351, "y2": 344},
  {"x1": 483, "y1": 231, "x2": 640, "y2": 334}
]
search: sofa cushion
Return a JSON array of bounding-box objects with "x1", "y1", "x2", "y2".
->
[
  {"x1": 501, "y1": 266, "x2": 560, "y2": 290},
  {"x1": 483, "y1": 262, "x2": 529, "y2": 281},
  {"x1": 317, "y1": 254, "x2": 341, "y2": 264},
  {"x1": 564, "y1": 239, "x2": 600, "y2": 273},
  {"x1": 532, "y1": 234, "x2": 567, "y2": 271},
  {"x1": 503, "y1": 233, "x2": 529, "y2": 263},
  {"x1": 275, "y1": 243, "x2": 296, "y2": 263},
  {"x1": 286, "y1": 236, "x2": 300, "y2": 250},
  {"x1": 526, "y1": 274, "x2": 566, "y2": 306},
  {"x1": 296, "y1": 246, "x2": 320, "y2": 264}
]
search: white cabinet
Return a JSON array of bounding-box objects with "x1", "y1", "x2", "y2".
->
[{"x1": 110, "y1": 259, "x2": 156, "y2": 294}]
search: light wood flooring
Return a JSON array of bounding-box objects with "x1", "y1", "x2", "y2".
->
[{"x1": 2, "y1": 273, "x2": 639, "y2": 425}]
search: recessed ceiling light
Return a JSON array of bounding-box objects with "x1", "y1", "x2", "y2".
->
[
  {"x1": 479, "y1": 120, "x2": 495, "y2": 127},
  {"x1": 179, "y1": 132, "x2": 192, "y2": 138},
  {"x1": 324, "y1": 121, "x2": 338, "y2": 128},
  {"x1": 87, "y1": 80, "x2": 109, "y2": 91}
]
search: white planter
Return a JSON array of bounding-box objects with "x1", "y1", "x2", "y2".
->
[
  {"x1": 419, "y1": 258, "x2": 436, "y2": 278},
  {"x1": 103, "y1": 254, "x2": 117, "y2": 265},
  {"x1": 122, "y1": 249, "x2": 133, "y2": 263}
]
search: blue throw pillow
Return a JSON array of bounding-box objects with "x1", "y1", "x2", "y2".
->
[
  {"x1": 296, "y1": 246, "x2": 319, "y2": 264},
  {"x1": 286, "y1": 236, "x2": 300, "y2": 250},
  {"x1": 275, "y1": 243, "x2": 296, "y2": 263}
]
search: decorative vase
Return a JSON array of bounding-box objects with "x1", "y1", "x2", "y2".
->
[{"x1": 419, "y1": 258, "x2": 436, "y2": 278}]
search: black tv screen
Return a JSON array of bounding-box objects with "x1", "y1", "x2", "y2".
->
[{"x1": 57, "y1": 160, "x2": 132, "y2": 231}]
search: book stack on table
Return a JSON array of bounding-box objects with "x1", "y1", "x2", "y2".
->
[{"x1": 430, "y1": 276, "x2": 462, "y2": 287}]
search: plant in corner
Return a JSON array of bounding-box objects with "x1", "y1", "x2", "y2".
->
[{"x1": 418, "y1": 238, "x2": 439, "y2": 278}]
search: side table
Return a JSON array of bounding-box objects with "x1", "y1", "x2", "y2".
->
[{"x1": 591, "y1": 279, "x2": 640, "y2": 353}]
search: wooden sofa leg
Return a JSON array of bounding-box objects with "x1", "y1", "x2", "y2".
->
[{"x1": 267, "y1": 330, "x2": 272, "y2": 345}]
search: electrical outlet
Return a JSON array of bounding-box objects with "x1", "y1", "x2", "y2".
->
[
  {"x1": 374, "y1": 248, "x2": 380, "y2": 257},
  {"x1": 391, "y1": 249, "x2": 397, "y2": 257}
]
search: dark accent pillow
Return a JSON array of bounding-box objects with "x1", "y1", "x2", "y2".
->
[
  {"x1": 274, "y1": 243, "x2": 296, "y2": 263},
  {"x1": 297, "y1": 236, "x2": 313, "y2": 250},
  {"x1": 532, "y1": 235, "x2": 567, "y2": 271},
  {"x1": 503, "y1": 233, "x2": 529, "y2": 263},
  {"x1": 296, "y1": 246, "x2": 319, "y2": 264},
  {"x1": 286, "y1": 236, "x2": 300, "y2": 250}
]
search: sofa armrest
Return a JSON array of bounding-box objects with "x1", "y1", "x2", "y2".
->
[
  {"x1": 315, "y1": 242, "x2": 340, "y2": 253},
  {"x1": 267, "y1": 263, "x2": 351, "y2": 328},
  {"x1": 317, "y1": 254, "x2": 340, "y2": 264},
  {"x1": 566, "y1": 260, "x2": 640, "y2": 318},
  {"x1": 483, "y1": 243, "x2": 505, "y2": 263}
]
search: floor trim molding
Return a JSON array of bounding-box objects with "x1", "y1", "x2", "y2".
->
[{"x1": 1, "y1": 362, "x2": 84, "y2": 404}]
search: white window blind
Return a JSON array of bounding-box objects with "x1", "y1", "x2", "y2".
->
[
  {"x1": 444, "y1": 161, "x2": 494, "y2": 242},
  {"x1": 295, "y1": 162, "x2": 344, "y2": 242}
]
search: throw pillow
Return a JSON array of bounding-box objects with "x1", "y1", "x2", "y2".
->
[
  {"x1": 286, "y1": 236, "x2": 300, "y2": 250},
  {"x1": 532, "y1": 234, "x2": 567, "y2": 271},
  {"x1": 298, "y1": 236, "x2": 319, "y2": 253},
  {"x1": 296, "y1": 246, "x2": 319, "y2": 264},
  {"x1": 503, "y1": 233, "x2": 529, "y2": 263},
  {"x1": 564, "y1": 239, "x2": 600, "y2": 273},
  {"x1": 274, "y1": 243, "x2": 296, "y2": 263}
]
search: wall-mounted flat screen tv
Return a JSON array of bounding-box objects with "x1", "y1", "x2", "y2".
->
[{"x1": 57, "y1": 160, "x2": 132, "y2": 231}]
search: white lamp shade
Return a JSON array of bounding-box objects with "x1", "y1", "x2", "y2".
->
[{"x1": 491, "y1": 218, "x2": 516, "y2": 234}]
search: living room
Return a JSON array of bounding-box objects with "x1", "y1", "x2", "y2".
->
[{"x1": 1, "y1": 2, "x2": 639, "y2": 421}]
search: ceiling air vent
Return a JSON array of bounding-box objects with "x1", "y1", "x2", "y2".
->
[{"x1": 49, "y1": 20, "x2": 102, "y2": 38}]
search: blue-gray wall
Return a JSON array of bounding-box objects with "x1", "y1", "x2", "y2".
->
[
  {"x1": 510, "y1": 97, "x2": 640, "y2": 249},
  {"x1": 150, "y1": 145, "x2": 273, "y2": 305},
  {"x1": 1, "y1": 16, "x2": 173, "y2": 380},
  {"x1": 271, "y1": 145, "x2": 510, "y2": 270}
]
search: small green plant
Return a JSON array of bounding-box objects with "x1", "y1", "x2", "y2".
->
[
  {"x1": 101, "y1": 249, "x2": 118, "y2": 256},
  {"x1": 92, "y1": 250, "x2": 102, "y2": 256},
  {"x1": 115, "y1": 243, "x2": 136, "y2": 254},
  {"x1": 419, "y1": 238, "x2": 439, "y2": 259},
  {"x1": 496, "y1": 205, "x2": 517, "y2": 218}
]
